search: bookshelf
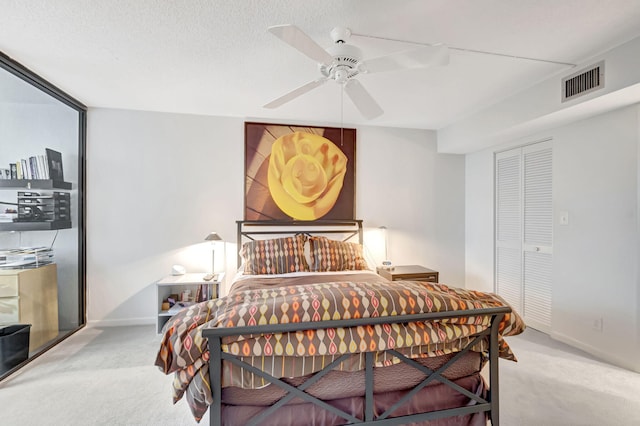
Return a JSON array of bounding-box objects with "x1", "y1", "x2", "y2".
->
[
  {"x1": 155, "y1": 273, "x2": 224, "y2": 334},
  {"x1": 0, "y1": 221, "x2": 72, "y2": 232},
  {"x1": 0, "y1": 180, "x2": 72, "y2": 190}
]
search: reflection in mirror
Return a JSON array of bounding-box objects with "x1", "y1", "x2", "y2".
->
[{"x1": 0, "y1": 52, "x2": 85, "y2": 379}]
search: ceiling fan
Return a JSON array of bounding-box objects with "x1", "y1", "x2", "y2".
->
[{"x1": 263, "y1": 25, "x2": 449, "y2": 120}]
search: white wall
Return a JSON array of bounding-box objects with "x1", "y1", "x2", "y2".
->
[
  {"x1": 465, "y1": 104, "x2": 640, "y2": 372},
  {"x1": 86, "y1": 109, "x2": 466, "y2": 326},
  {"x1": 464, "y1": 149, "x2": 494, "y2": 293},
  {"x1": 552, "y1": 106, "x2": 638, "y2": 372},
  {"x1": 439, "y1": 35, "x2": 640, "y2": 154},
  {"x1": 356, "y1": 127, "x2": 466, "y2": 285},
  {"x1": 86, "y1": 109, "x2": 244, "y2": 325}
]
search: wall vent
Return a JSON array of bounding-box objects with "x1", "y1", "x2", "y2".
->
[{"x1": 561, "y1": 61, "x2": 604, "y2": 102}]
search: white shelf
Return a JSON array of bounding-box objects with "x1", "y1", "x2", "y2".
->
[{"x1": 155, "y1": 272, "x2": 224, "y2": 334}]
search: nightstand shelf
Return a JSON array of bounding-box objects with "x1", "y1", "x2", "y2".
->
[
  {"x1": 155, "y1": 272, "x2": 224, "y2": 334},
  {"x1": 377, "y1": 265, "x2": 439, "y2": 282}
]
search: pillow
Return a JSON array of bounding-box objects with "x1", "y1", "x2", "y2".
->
[
  {"x1": 308, "y1": 236, "x2": 369, "y2": 272},
  {"x1": 240, "y1": 234, "x2": 310, "y2": 275}
]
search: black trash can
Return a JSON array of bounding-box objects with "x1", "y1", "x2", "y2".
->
[{"x1": 0, "y1": 324, "x2": 31, "y2": 375}]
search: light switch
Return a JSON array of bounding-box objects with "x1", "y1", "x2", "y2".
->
[{"x1": 559, "y1": 211, "x2": 569, "y2": 225}]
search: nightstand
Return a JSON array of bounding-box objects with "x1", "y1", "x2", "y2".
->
[
  {"x1": 155, "y1": 272, "x2": 224, "y2": 334},
  {"x1": 376, "y1": 265, "x2": 439, "y2": 283}
]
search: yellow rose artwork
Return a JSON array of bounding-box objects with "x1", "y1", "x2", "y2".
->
[{"x1": 268, "y1": 131, "x2": 348, "y2": 220}]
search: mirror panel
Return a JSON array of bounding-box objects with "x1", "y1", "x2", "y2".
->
[{"x1": 0, "y1": 52, "x2": 86, "y2": 379}]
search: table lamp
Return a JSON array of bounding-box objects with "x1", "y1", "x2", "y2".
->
[
  {"x1": 204, "y1": 232, "x2": 222, "y2": 273},
  {"x1": 379, "y1": 225, "x2": 393, "y2": 270}
]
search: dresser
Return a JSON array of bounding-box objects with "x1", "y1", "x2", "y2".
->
[{"x1": 0, "y1": 264, "x2": 59, "y2": 352}]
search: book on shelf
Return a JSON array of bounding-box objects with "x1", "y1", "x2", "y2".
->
[
  {"x1": 29, "y1": 156, "x2": 38, "y2": 179},
  {"x1": 168, "y1": 301, "x2": 194, "y2": 315},
  {"x1": 45, "y1": 148, "x2": 64, "y2": 181},
  {"x1": 3, "y1": 149, "x2": 66, "y2": 182},
  {"x1": 192, "y1": 284, "x2": 215, "y2": 303},
  {"x1": 38, "y1": 154, "x2": 48, "y2": 179},
  {"x1": 195, "y1": 284, "x2": 202, "y2": 302},
  {"x1": 21, "y1": 159, "x2": 29, "y2": 179}
]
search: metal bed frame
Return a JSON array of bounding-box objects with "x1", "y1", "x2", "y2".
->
[
  {"x1": 234, "y1": 219, "x2": 363, "y2": 266},
  {"x1": 203, "y1": 220, "x2": 509, "y2": 425}
]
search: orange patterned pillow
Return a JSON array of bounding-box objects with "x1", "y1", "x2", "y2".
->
[
  {"x1": 240, "y1": 234, "x2": 310, "y2": 275},
  {"x1": 309, "y1": 236, "x2": 369, "y2": 272}
]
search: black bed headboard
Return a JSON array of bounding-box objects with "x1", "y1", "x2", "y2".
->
[{"x1": 236, "y1": 220, "x2": 363, "y2": 267}]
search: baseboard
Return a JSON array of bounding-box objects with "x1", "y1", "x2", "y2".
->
[
  {"x1": 87, "y1": 317, "x2": 155, "y2": 327},
  {"x1": 550, "y1": 330, "x2": 640, "y2": 373}
]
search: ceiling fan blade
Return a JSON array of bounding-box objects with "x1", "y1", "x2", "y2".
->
[
  {"x1": 268, "y1": 24, "x2": 334, "y2": 65},
  {"x1": 344, "y1": 79, "x2": 383, "y2": 120},
  {"x1": 361, "y1": 45, "x2": 449, "y2": 74},
  {"x1": 263, "y1": 78, "x2": 328, "y2": 109}
]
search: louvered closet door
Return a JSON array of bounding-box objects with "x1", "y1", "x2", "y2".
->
[
  {"x1": 495, "y1": 150, "x2": 523, "y2": 314},
  {"x1": 522, "y1": 142, "x2": 552, "y2": 331},
  {"x1": 495, "y1": 141, "x2": 553, "y2": 333}
]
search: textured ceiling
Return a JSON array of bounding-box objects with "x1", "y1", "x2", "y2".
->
[{"x1": 1, "y1": 0, "x2": 640, "y2": 131}]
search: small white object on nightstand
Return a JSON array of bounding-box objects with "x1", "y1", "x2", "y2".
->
[{"x1": 171, "y1": 264, "x2": 186, "y2": 275}]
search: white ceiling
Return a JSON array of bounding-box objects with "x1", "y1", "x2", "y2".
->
[{"x1": 1, "y1": 0, "x2": 640, "y2": 131}]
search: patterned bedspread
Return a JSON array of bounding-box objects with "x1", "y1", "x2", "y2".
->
[{"x1": 155, "y1": 273, "x2": 525, "y2": 421}]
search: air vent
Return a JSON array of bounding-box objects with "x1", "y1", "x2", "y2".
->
[{"x1": 562, "y1": 61, "x2": 604, "y2": 102}]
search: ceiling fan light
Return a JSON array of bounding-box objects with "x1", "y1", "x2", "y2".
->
[{"x1": 334, "y1": 68, "x2": 349, "y2": 83}]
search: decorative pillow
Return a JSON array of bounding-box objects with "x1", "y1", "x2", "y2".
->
[
  {"x1": 240, "y1": 234, "x2": 310, "y2": 275},
  {"x1": 308, "y1": 236, "x2": 369, "y2": 272}
]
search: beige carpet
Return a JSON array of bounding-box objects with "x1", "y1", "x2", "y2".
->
[
  {"x1": 500, "y1": 329, "x2": 640, "y2": 425},
  {"x1": 0, "y1": 325, "x2": 638, "y2": 425}
]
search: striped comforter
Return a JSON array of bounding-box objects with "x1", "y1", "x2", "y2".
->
[{"x1": 155, "y1": 272, "x2": 525, "y2": 421}]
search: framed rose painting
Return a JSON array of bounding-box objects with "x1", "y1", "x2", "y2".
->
[{"x1": 244, "y1": 122, "x2": 356, "y2": 221}]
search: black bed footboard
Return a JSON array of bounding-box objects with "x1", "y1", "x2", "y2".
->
[{"x1": 203, "y1": 307, "x2": 509, "y2": 426}]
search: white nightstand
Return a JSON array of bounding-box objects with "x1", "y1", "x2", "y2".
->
[{"x1": 155, "y1": 272, "x2": 224, "y2": 334}]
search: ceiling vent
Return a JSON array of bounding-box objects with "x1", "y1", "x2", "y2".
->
[{"x1": 562, "y1": 61, "x2": 604, "y2": 102}]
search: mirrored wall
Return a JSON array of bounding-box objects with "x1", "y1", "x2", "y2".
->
[{"x1": 0, "y1": 52, "x2": 86, "y2": 380}]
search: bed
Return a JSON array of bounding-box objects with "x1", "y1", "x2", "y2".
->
[{"x1": 155, "y1": 220, "x2": 525, "y2": 425}]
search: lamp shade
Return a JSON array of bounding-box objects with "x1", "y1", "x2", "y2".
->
[{"x1": 204, "y1": 232, "x2": 222, "y2": 242}]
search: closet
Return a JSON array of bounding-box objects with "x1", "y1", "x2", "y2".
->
[
  {"x1": 0, "y1": 52, "x2": 86, "y2": 380},
  {"x1": 495, "y1": 140, "x2": 552, "y2": 332}
]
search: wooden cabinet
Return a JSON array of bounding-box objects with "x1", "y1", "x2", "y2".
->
[
  {"x1": 377, "y1": 265, "x2": 439, "y2": 283},
  {"x1": 0, "y1": 264, "x2": 59, "y2": 352}
]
